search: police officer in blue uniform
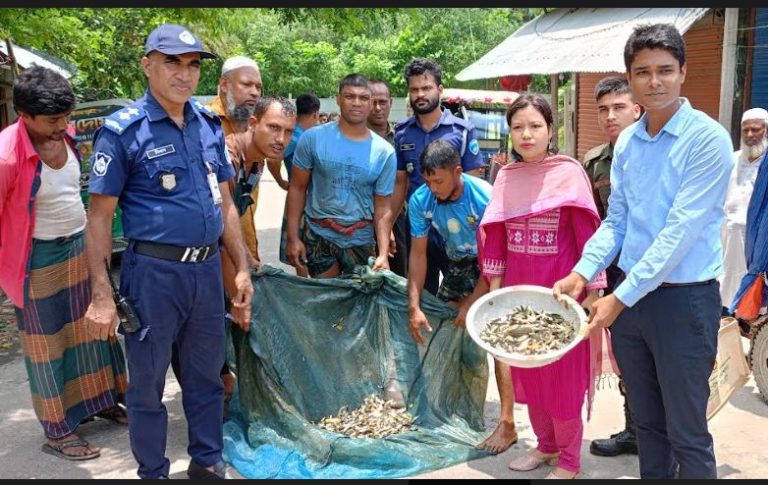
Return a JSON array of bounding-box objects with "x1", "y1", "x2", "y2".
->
[
  {"x1": 84, "y1": 24, "x2": 253, "y2": 480},
  {"x1": 393, "y1": 58, "x2": 485, "y2": 295}
]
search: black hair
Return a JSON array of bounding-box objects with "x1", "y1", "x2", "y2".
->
[
  {"x1": 368, "y1": 78, "x2": 392, "y2": 97},
  {"x1": 229, "y1": 105, "x2": 253, "y2": 126},
  {"x1": 253, "y1": 95, "x2": 296, "y2": 120},
  {"x1": 624, "y1": 23, "x2": 686, "y2": 72},
  {"x1": 295, "y1": 93, "x2": 320, "y2": 116},
  {"x1": 420, "y1": 139, "x2": 460, "y2": 175},
  {"x1": 13, "y1": 65, "x2": 76, "y2": 116},
  {"x1": 594, "y1": 76, "x2": 634, "y2": 102},
  {"x1": 404, "y1": 58, "x2": 442, "y2": 87},
  {"x1": 338, "y1": 73, "x2": 371, "y2": 94},
  {"x1": 505, "y1": 92, "x2": 558, "y2": 158}
]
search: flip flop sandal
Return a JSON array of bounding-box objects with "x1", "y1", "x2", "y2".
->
[
  {"x1": 94, "y1": 405, "x2": 129, "y2": 425},
  {"x1": 42, "y1": 438, "x2": 100, "y2": 461}
]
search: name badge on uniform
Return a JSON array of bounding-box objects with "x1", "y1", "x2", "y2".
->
[
  {"x1": 400, "y1": 143, "x2": 416, "y2": 151},
  {"x1": 146, "y1": 144, "x2": 176, "y2": 159},
  {"x1": 160, "y1": 173, "x2": 176, "y2": 191},
  {"x1": 205, "y1": 161, "x2": 223, "y2": 205}
]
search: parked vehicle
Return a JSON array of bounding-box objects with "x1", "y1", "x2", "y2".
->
[
  {"x1": 440, "y1": 88, "x2": 519, "y2": 183},
  {"x1": 70, "y1": 98, "x2": 132, "y2": 253}
]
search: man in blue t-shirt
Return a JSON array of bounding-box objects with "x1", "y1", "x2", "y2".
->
[
  {"x1": 407, "y1": 139, "x2": 517, "y2": 454},
  {"x1": 285, "y1": 74, "x2": 396, "y2": 278}
]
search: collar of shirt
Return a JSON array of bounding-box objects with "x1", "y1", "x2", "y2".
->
[
  {"x1": 634, "y1": 97, "x2": 692, "y2": 141},
  {"x1": 142, "y1": 89, "x2": 197, "y2": 124},
  {"x1": 414, "y1": 108, "x2": 451, "y2": 133}
]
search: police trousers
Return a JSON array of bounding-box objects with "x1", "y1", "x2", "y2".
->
[
  {"x1": 610, "y1": 280, "x2": 720, "y2": 479},
  {"x1": 119, "y1": 244, "x2": 226, "y2": 479}
]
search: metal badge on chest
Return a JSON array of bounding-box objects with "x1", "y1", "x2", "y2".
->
[{"x1": 160, "y1": 173, "x2": 177, "y2": 191}]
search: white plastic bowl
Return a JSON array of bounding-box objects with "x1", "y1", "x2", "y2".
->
[{"x1": 466, "y1": 285, "x2": 588, "y2": 368}]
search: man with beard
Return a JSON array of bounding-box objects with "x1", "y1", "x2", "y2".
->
[
  {"x1": 394, "y1": 58, "x2": 514, "y2": 453},
  {"x1": 406, "y1": 140, "x2": 491, "y2": 341},
  {"x1": 719, "y1": 108, "x2": 768, "y2": 314},
  {"x1": 207, "y1": 56, "x2": 262, "y2": 137},
  {"x1": 285, "y1": 73, "x2": 395, "y2": 278},
  {"x1": 367, "y1": 78, "x2": 407, "y2": 277},
  {"x1": 394, "y1": 58, "x2": 485, "y2": 294}
]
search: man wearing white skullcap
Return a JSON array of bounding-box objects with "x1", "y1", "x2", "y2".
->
[
  {"x1": 719, "y1": 107, "x2": 768, "y2": 311},
  {"x1": 206, "y1": 55, "x2": 262, "y2": 136}
]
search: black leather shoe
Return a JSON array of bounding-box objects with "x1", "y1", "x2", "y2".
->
[
  {"x1": 187, "y1": 460, "x2": 228, "y2": 480},
  {"x1": 589, "y1": 428, "x2": 638, "y2": 457}
]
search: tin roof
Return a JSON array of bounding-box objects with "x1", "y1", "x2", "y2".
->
[
  {"x1": 0, "y1": 41, "x2": 75, "y2": 79},
  {"x1": 456, "y1": 8, "x2": 710, "y2": 80}
]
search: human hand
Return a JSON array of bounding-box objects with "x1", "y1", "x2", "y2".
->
[
  {"x1": 553, "y1": 272, "x2": 588, "y2": 306},
  {"x1": 85, "y1": 297, "x2": 118, "y2": 341},
  {"x1": 388, "y1": 230, "x2": 396, "y2": 257},
  {"x1": 585, "y1": 294, "x2": 626, "y2": 335},
  {"x1": 372, "y1": 254, "x2": 390, "y2": 271},
  {"x1": 453, "y1": 300, "x2": 470, "y2": 328},
  {"x1": 230, "y1": 270, "x2": 254, "y2": 332},
  {"x1": 278, "y1": 178, "x2": 290, "y2": 191},
  {"x1": 286, "y1": 238, "x2": 308, "y2": 271},
  {"x1": 408, "y1": 308, "x2": 433, "y2": 344}
]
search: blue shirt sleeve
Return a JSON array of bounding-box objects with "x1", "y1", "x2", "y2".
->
[
  {"x1": 375, "y1": 146, "x2": 396, "y2": 197},
  {"x1": 408, "y1": 188, "x2": 430, "y2": 238},
  {"x1": 612, "y1": 129, "x2": 733, "y2": 307},
  {"x1": 573, "y1": 133, "x2": 630, "y2": 282},
  {"x1": 461, "y1": 126, "x2": 485, "y2": 172},
  {"x1": 292, "y1": 129, "x2": 315, "y2": 172},
  {"x1": 88, "y1": 127, "x2": 129, "y2": 197},
  {"x1": 213, "y1": 125, "x2": 235, "y2": 183}
]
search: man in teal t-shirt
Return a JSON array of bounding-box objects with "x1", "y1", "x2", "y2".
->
[
  {"x1": 407, "y1": 139, "x2": 491, "y2": 328},
  {"x1": 285, "y1": 74, "x2": 396, "y2": 278}
]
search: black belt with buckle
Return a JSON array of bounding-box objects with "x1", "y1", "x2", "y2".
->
[
  {"x1": 660, "y1": 279, "x2": 716, "y2": 288},
  {"x1": 133, "y1": 240, "x2": 218, "y2": 263}
]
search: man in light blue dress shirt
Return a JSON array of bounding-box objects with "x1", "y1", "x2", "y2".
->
[{"x1": 554, "y1": 24, "x2": 733, "y2": 479}]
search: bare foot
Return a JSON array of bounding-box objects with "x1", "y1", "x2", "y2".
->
[{"x1": 476, "y1": 420, "x2": 518, "y2": 454}]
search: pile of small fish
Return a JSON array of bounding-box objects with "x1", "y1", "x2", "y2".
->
[
  {"x1": 480, "y1": 304, "x2": 576, "y2": 355},
  {"x1": 316, "y1": 395, "x2": 416, "y2": 438}
]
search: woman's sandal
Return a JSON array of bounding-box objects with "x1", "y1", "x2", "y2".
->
[
  {"x1": 508, "y1": 451, "x2": 560, "y2": 471},
  {"x1": 545, "y1": 468, "x2": 579, "y2": 479},
  {"x1": 41, "y1": 437, "x2": 100, "y2": 461}
]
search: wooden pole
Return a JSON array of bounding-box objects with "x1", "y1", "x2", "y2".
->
[
  {"x1": 550, "y1": 73, "x2": 559, "y2": 151},
  {"x1": 718, "y1": 8, "x2": 738, "y2": 136},
  {"x1": 5, "y1": 39, "x2": 19, "y2": 78}
]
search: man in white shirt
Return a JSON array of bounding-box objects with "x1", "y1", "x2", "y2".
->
[{"x1": 720, "y1": 108, "x2": 768, "y2": 312}]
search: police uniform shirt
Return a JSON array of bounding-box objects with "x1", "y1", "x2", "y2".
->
[
  {"x1": 582, "y1": 142, "x2": 613, "y2": 221},
  {"x1": 394, "y1": 109, "x2": 484, "y2": 198},
  {"x1": 89, "y1": 90, "x2": 235, "y2": 247}
]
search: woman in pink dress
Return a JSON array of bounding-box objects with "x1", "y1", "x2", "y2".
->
[{"x1": 477, "y1": 93, "x2": 608, "y2": 479}]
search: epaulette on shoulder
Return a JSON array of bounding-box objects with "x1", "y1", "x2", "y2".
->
[
  {"x1": 101, "y1": 105, "x2": 146, "y2": 135},
  {"x1": 582, "y1": 143, "x2": 607, "y2": 164},
  {"x1": 394, "y1": 117, "x2": 415, "y2": 132},
  {"x1": 193, "y1": 99, "x2": 221, "y2": 123},
  {"x1": 448, "y1": 114, "x2": 472, "y2": 129}
]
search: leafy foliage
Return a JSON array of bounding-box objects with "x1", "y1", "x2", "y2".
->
[{"x1": 1, "y1": 8, "x2": 549, "y2": 101}]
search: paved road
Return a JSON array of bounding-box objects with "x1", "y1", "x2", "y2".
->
[{"x1": 1, "y1": 168, "x2": 767, "y2": 479}]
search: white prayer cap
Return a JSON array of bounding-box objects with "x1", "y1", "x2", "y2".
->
[
  {"x1": 742, "y1": 108, "x2": 768, "y2": 124},
  {"x1": 221, "y1": 56, "x2": 259, "y2": 76}
]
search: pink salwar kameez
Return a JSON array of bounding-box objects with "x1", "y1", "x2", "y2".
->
[{"x1": 478, "y1": 155, "x2": 609, "y2": 473}]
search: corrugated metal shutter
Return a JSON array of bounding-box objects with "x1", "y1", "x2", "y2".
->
[
  {"x1": 680, "y1": 11, "x2": 724, "y2": 120},
  {"x1": 575, "y1": 11, "x2": 724, "y2": 161},
  {"x1": 752, "y1": 9, "x2": 768, "y2": 109},
  {"x1": 576, "y1": 72, "x2": 623, "y2": 161}
]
